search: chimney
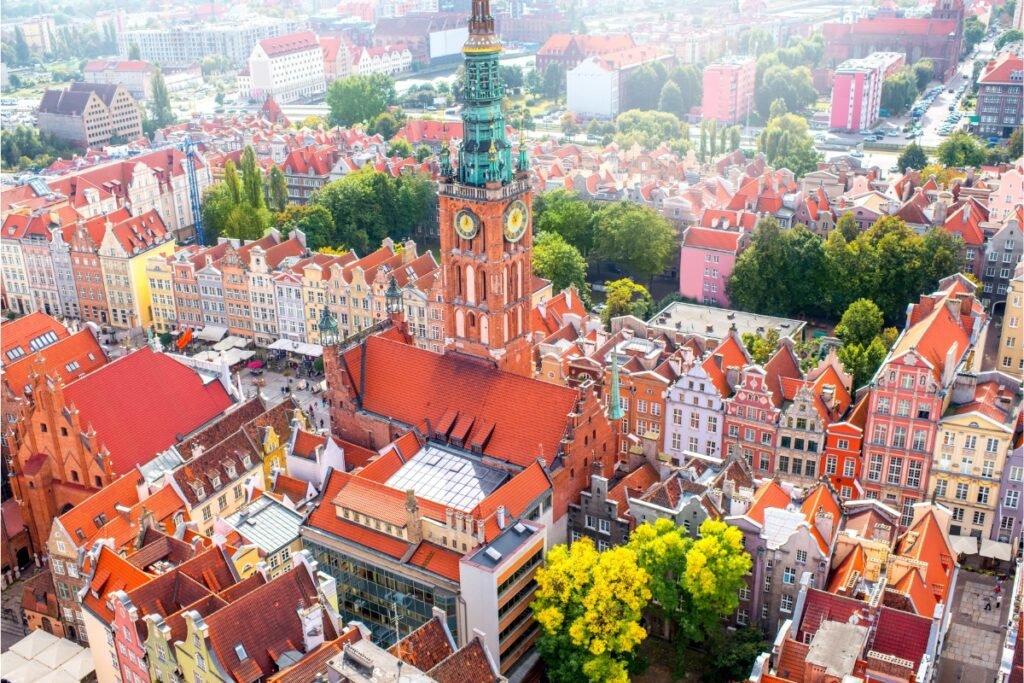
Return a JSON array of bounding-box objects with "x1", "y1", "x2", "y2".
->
[
  {"x1": 404, "y1": 490, "x2": 422, "y2": 543},
  {"x1": 297, "y1": 603, "x2": 326, "y2": 653},
  {"x1": 496, "y1": 505, "x2": 507, "y2": 530},
  {"x1": 115, "y1": 503, "x2": 132, "y2": 522}
]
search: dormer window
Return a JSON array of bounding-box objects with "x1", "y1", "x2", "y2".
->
[
  {"x1": 241, "y1": 454, "x2": 252, "y2": 469},
  {"x1": 210, "y1": 475, "x2": 221, "y2": 489},
  {"x1": 225, "y1": 463, "x2": 237, "y2": 479}
]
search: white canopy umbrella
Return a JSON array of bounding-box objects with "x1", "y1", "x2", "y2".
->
[
  {"x1": 9, "y1": 628, "x2": 61, "y2": 659},
  {"x1": 268, "y1": 338, "x2": 323, "y2": 357},
  {"x1": 192, "y1": 350, "x2": 221, "y2": 363},
  {"x1": 949, "y1": 534, "x2": 979, "y2": 555},
  {"x1": 979, "y1": 539, "x2": 1012, "y2": 561},
  {"x1": 2, "y1": 651, "x2": 29, "y2": 673},
  {"x1": 4, "y1": 659, "x2": 52, "y2": 683},
  {"x1": 195, "y1": 325, "x2": 228, "y2": 342},
  {"x1": 33, "y1": 637, "x2": 83, "y2": 669},
  {"x1": 36, "y1": 669, "x2": 79, "y2": 683},
  {"x1": 58, "y1": 649, "x2": 96, "y2": 680}
]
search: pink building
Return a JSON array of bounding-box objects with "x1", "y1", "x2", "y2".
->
[
  {"x1": 829, "y1": 52, "x2": 904, "y2": 131},
  {"x1": 679, "y1": 227, "x2": 748, "y2": 307},
  {"x1": 701, "y1": 57, "x2": 756, "y2": 125}
]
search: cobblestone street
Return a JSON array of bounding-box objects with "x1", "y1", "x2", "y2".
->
[{"x1": 937, "y1": 571, "x2": 1011, "y2": 683}]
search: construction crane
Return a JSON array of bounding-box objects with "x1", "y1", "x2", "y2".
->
[{"x1": 178, "y1": 134, "x2": 205, "y2": 246}]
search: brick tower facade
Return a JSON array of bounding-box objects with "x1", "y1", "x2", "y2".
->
[{"x1": 437, "y1": 0, "x2": 534, "y2": 377}]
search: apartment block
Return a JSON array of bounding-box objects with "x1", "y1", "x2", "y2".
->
[
  {"x1": 701, "y1": 56, "x2": 756, "y2": 125},
  {"x1": 829, "y1": 51, "x2": 905, "y2": 131},
  {"x1": 976, "y1": 53, "x2": 1023, "y2": 140},
  {"x1": 38, "y1": 82, "x2": 143, "y2": 148},
  {"x1": 247, "y1": 31, "x2": 327, "y2": 104},
  {"x1": 118, "y1": 18, "x2": 304, "y2": 66}
]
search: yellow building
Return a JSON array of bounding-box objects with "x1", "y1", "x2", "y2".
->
[
  {"x1": 997, "y1": 264, "x2": 1023, "y2": 379},
  {"x1": 218, "y1": 496, "x2": 305, "y2": 579},
  {"x1": 97, "y1": 209, "x2": 174, "y2": 333},
  {"x1": 930, "y1": 371, "x2": 1022, "y2": 539},
  {"x1": 145, "y1": 252, "x2": 177, "y2": 334}
]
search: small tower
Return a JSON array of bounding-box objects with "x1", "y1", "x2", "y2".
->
[{"x1": 317, "y1": 306, "x2": 339, "y2": 347}]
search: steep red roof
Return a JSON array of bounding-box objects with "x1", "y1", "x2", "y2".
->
[
  {"x1": 408, "y1": 542, "x2": 462, "y2": 582},
  {"x1": 63, "y1": 347, "x2": 234, "y2": 475},
  {"x1": 390, "y1": 616, "x2": 454, "y2": 671},
  {"x1": 57, "y1": 473, "x2": 142, "y2": 548},
  {"x1": 702, "y1": 333, "x2": 750, "y2": 397},
  {"x1": 339, "y1": 336, "x2": 579, "y2": 467},
  {"x1": 979, "y1": 53, "x2": 1024, "y2": 84},
  {"x1": 3, "y1": 328, "x2": 107, "y2": 396},
  {"x1": 943, "y1": 199, "x2": 986, "y2": 246},
  {"x1": 258, "y1": 30, "x2": 320, "y2": 57},
  {"x1": 1, "y1": 312, "x2": 68, "y2": 363},
  {"x1": 606, "y1": 463, "x2": 659, "y2": 513},
  {"x1": 81, "y1": 545, "x2": 151, "y2": 623},
  {"x1": 682, "y1": 226, "x2": 744, "y2": 252},
  {"x1": 872, "y1": 607, "x2": 933, "y2": 668},
  {"x1": 745, "y1": 480, "x2": 792, "y2": 526}
]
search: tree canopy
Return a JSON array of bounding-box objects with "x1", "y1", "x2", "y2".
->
[
  {"x1": 592, "y1": 201, "x2": 675, "y2": 284},
  {"x1": 534, "y1": 188, "x2": 597, "y2": 256},
  {"x1": 897, "y1": 142, "x2": 929, "y2": 171},
  {"x1": 276, "y1": 204, "x2": 334, "y2": 251},
  {"x1": 601, "y1": 278, "x2": 653, "y2": 328},
  {"x1": 881, "y1": 68, "x2": 919, "y2": 115},
  {"x1": 936, "y1": 131, "x2": 989, "y2": 167},
  {"x1": 151, "y1": 70, "x2": 174, "y2": 127},
  {"x1": 995, "y1": 29, "x2": 1023, "y2": 50},
  {"x1": 614, "y1": 109, "x2": 686, "y2": 149},
  {"x1": 756, "y1": 113, "x2": 821, "y2": 177},
  {"x1": 533, "y1": 231, "x2": 590, "y2": 303},
  {"x1": 326, "y1": 74, "x2": 397, "y2": 127},
  {"x1": 533, "y1": 540, "x2": 651, "y2": 683}
]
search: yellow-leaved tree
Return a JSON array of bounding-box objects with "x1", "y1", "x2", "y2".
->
[{"x1": 533, "y1": 538, "x2": 652, "y2": 683}]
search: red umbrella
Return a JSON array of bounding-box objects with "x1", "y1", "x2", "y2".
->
[{"x1": 247, "y1": 360, "x2": 264, "y2": 369}]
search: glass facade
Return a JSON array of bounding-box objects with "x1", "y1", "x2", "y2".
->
[{"x1": 304, "y1": 538, "x2": 459, "y2": 646}]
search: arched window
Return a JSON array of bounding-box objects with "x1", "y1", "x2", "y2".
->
[
  {"x1": 480, "y1": 316, "x2": 489, "y2": 344},
  {"x1": 455, "y1": 266, "x2": 462, "y2": 297},
  {"x1": 465, "y1": 265, "x2": 476, "y2": 304},
  {"x1": 480, "y1": 270, "x2": 487, "y2": 301},
  {"x1": 455, "y1": 309, "x2": 465, "y2": 337},
  {"x1": 515, "y1": 261, "x2": 523, "y2": 299},
  {"x1": 503, "y1": 313, "x2": 510, "y2": 343},
  {"x1": 503, "y1": 266, "x2": 510, "y2": 306},
  {"x1": 467, "y1": 312, "x2": 477, "y2": 337}
]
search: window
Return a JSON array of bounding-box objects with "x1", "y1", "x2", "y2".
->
[
  {"x1": 934, "y1": 479, "x2": 948, "y2": 498},
  {"x1": 739, "y1": 586, "x2": 751, "y2": 601},
  {"x1": 778, "y1": 455, "x2": 789, "y2": 473},
  {"x1": 836, "y1": 438, "x2": 849, "y2": 450},
  {"x1": 877, "y1": 397, "x2": 890, "y2": 415},
  {"x1": 892, "y1": 427, "x2": 907, "y2": 449},
  {"x1": 901, "y1": 374, "x2": 914, "y2": 389},
  {"x1": 783, "y1": 567, "x2": 796, "y2": 584},
  {"x1": 955, "y1": 482, "x2": 969, "y2": 500},
  {"x1": 671, "y1": 432, "x2": 681, "y2": 451},
  {"x1": 897, "y1": 400, "x2": 910, "y2": 417},
  {"x1": 707, "y1": 416, "x2": 718, "y2": 432},
  {"x1": 868, "y1": 455, "x2": 882, "y2": 482},
  {"x1": 744, "y1": 428, "x2": 755, "y2": 442},
  {"x1": 637, "y1": 399, "x2": 648, "y2": 414},
  {"x1": 825, "y1": 456, "x2": 837, "y2": 475},
  {"x1": 907, "y1": 460, "x2": 922, "y2": 488},
  {"x1": 952, "y1": 506, "x2": 964, "y2": 522},
  {"x1": 972, "y1": 510, "x2": 986, "y2": 526},
  {"x1": 672, "y1": 408, "x2": 682, "y2": 426},
  {"x1": 736, "y1": 609, "x2": 749, "y2": 626},
  {"x1": 780, "y1": 594, "x2": 794, "y2": 612},
  {"x1": 763, "y1": 575, "x2": 772, "y2": 592},
  {"x1": 690, "y1": 412, "x2": 700, "y2": 429},
  {"x1": 843, "y1": 459, "x2": 855, "y2": 478},
  {"x1": 1004, "y1": 490, "x2": 1019, "y2": 509},
  {"x1": 585, "y1": 515, "x2": 595, "y2": 529},
  {"x1": 911, "y1": 431, "x2": 926, "y2": 452},
  {"x1": 1011, "y1": 467, "x2": 1023, "y2": 482},
  {"x1": 985, "y1": 438, "x2": 1000, "y2": 454},
  {"x1": 796, "y1": 550, "x2": 807, "y2": 564},
  {"x1": 977, "y1": 486, "x2": 990, "y2": 504},
  {"x1": 53, "y1": 560, "x2": 64, "y2": 575},
  {"x1": 982, "y1": 460, "x2": 995, "y2": 478},
  {"x1": 887, "y1": 457, "x2": 903, "y2": 485},
  {"x1": 761, "y1": 432, "x2": 772, "y2": 445},
  {"x1": 598, "y1": 519, "x2": 611, "y2": 535},
  {"x1": 689, "y1": 436, "x2": 699, "y2": 452}
]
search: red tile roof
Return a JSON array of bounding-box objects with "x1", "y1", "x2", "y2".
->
[
  {"x1": 63, "y1": 347, "x2": 234, "y2": 475},
  {"x1": 258, "y1": 30, "x2": 320, "y2": 58},
  {"x1": 796, "y1": 588, "x2": 865, "y2": 642},
  {"x1": 333, "y1": 437, "x2": 378, "y2": 470},
  {"x1": 872, "y1": 606, "x2": 932, "y2": 668},
  {"x1": 339, "y1": 336, "x2": 579, "y2": 467},
  {"x1": 3, "y1": 329, "x2": 107, "y2": 396},
  {"x1": 267, "y1": 628, "x2": 362, "y2": 683},
  {"x1": 894, "y1": 507, "x2": 955, "y2": 605},
  {"x1": 744, "y1": 479, "x2": 792, "y2": 526},
  {"x1": 408, "y1": 542, "x2": 462, "y2": 581},
  {"x1": 57, "y1": 473, "x2": 143, "y2": 548},
  {"x1": 291, "y1": 430, "x2": 326, "y2": 460},
  {"x1": 389, "y1": 616, "x2": 454, "y2": 671},
  {"x1": 81, "y1": 544, "x2": 152, "y2": 623},
  {"x1": 91, "y1": 484, "x2": 186, "y2": 552},
  {"x1": 1, "y1": 312, "x2": 68, "y2": 362},
  {"x1": 979, "y1": 53, "x2": 1024, "y2": 84},
  {"x1": 306, "y1": 471, "x2": 411, "y2": 559},
  {"x1": 606, "y1": 463, "x2": 659, "y2": 513},
  {"x1": 428, "y1": 638, "x2": 499, "y2": 683},
  {"x1": 799, "y1": 484, "x2": 841, "y2": 554},
  {"x1": 702, "y1": 333, "x2": 750, "y2": 397},
  {"x1": 682, "y1": 226, "x2": 744, "y2": 252}
]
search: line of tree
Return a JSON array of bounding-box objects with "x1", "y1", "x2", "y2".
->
[
  {"x1": 728, "y1": 214, "x2": 965, "y2": 326},
  {"x1": 754, "y1": 33, "x2": 824, "y2": 118},
  {"x1": 623, "y1": 63, "x2": 703, "y2": 117},
  {"x1": 534, "y1": 518, "x2": 756, "y2": 682},
  {"x1": 880, "y1": 59, "x2": 934, "y2": 115},
  {"x1": 0, "y1": 125, "x2": 78, "y2": 171}
]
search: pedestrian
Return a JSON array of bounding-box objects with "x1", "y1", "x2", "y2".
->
[
  {"x1": 984, "y1": 598, "x2": 992, "y2": 611},
  {"x1": 321, "y1": 396, "x2": 326, "y2": 407},
  {"x1": 320, "y1": 418, "x2": 324, "y2": 429}
]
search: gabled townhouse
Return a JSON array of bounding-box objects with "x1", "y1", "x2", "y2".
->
[
  {"x1": 96, "y1": 209, "x2": 175, "y2": 332},
  {"x1": 568, "y1": 464, "x2": 659, "y2": 550},
  {"x1": 285, "y1": 426, "x2": 348, "y2": 490},
  {"x1": 980, "y1": 212, "x2": 1023, "y2": 313},
  {"x1": 930, "y1": 370, "x2": 1022, "y2": 542},
  {"x1": 280, "y1": 145, "x2": 339, "y2": 204},
  {"x1": 67, "y1": 212, "x2": 122, "y2": 325},
  {"x1": 146, "y1": 252, "x2": 177, "y2": 333},
  {"x1": 821, "y1": 395, "x2": 869, "y2": 501},
  {"x1": 171, "y1": 242, "x2": 231, "y2": 333},
  {"x1": 995, "y1": 424, "x2": 1022, "y2": 554},
  {"x1": 722, "y1": 339, "x2": 804, "y2": 476},
  {"x1": 217, "y1": 495, "x2": 305, "y2": 579},
  {"x1": 726, "y1": 480, "x2": 842, "y2": 636},
  {"x1": 861, "y1": 275, "x2": 989, "y2": 527},
  {"x1": 664, "y1": 330, "x2": 749, "y2": 466},
  {"x1": 773, "y1": 353, "x2": 853, "y2": 491},
  {"x1": 219, "y1": 231, "x2": 282, "y2": 341},
  {"x1": 247, "y1": 232, "x2": 308, "y2": 347},
  {"x1": 942, "y1": 197, "x2": 988, "y2": 280}
]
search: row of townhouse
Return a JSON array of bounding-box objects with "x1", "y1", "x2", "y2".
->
[
  {"x1": 2, "y1": 207, "x2": 175, "y2": 332},
  {"x1": 145, "y1": 233, "x2": 443, "y2": 352},
  {"x1": 541, "y1": 274, "x2": 1020, "y2": 553}
]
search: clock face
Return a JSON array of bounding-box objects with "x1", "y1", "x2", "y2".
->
[
  {"x1": 504, "y1": 200, "x2": 529, "y2": 243},
  {"x1": 454, "y1": 209, "x2": 479, "y2": 240}
]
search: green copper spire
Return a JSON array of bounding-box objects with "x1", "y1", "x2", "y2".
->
[
  {"x1": 457, "y1": 0, "x2": 511, "y2": 187},
  {"x1": 517, "y1": 115, "x2": 529, "y2": 173},
  {"x1": 608, "y1": 351, "x2": 624, "y2": 421}
]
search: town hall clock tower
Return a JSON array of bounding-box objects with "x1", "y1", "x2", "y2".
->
[{"x1": 437, "y1": 0, "x2": 534, "y2": 376}]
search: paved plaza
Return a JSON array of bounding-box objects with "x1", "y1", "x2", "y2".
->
[{"x1": 937, "y1": 571, "x2": 1011, "y2": 683}]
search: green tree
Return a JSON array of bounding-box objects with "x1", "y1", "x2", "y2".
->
[
  {"x1": 13, "y1": 28, "x2": 31, "y2": 64},
  {"x1": 601, "y1": 278, "x2": 653, "y2": 328},
  {"x1": 614, "y1": 109, "x2": 683, "y2": 149},
  {"x1": 995, "y1": 29, "x2": 1023, "y2": 50},
  {"x1": 757, "y1": 65, "x2": 815, "y2": 117},
  {"x1": 268, "y1": 165, "x2": 288, "y2": 213},
  {"x1": 326, "y1": 74, "x2": 396, "y2": 127},
  {"x1": 912, "y1": 59, "x2": 935, "y2": 91},
  {"x1": 757, "y1": 113, "x2": 820, "y2": 177},
  {"x1": 1009, "y1": 127, "x2": 1023, "y2": 160},
  {"x1": 741, "y1": 328, "x2": 781, "y2": 364},
  {"x1": 240, "y1": 146, "x2": 265, "y2": 210},
  {"x1": 657, "y1": 81, "x2": 687, "y2": 117},
  {"x1": 127, "y1": 41, "x2": 140, "y2": 60},
  {"x1": 535, "y1": 188, "x2": 596, "y2": 256},
  {"x1": 225, "y1": 204, "x2": 272, "y2": 241},
  {"x1": 838, "y1": 335, "x2": 891, "y2": 389},
  {"x1": 835, "y1": 298, "x2": 885, "y2": 347},
  {"x1": 668, "y1": 64, "x2": 703, "y2": 112},
  {"x1": 769, "y1": 97, "x2": 788, "y2": 119},
  {"x1": 277, "y1": 204, "x2": 335, "y2": 250},
  {"x1": 368, "y1": 110, "x2": 404, "y2": 139},
  {"x1": 937, "y1": 131, "x2": 990, "y2": 167},
  {"x1": 897, "y1": 142, "x2": 929, "y2": 171},
  {"x1": 500, "y1": 64, "x2": 524, "y2": 89},
  {"x1": 881, "y1": 68, "x2": 918, "y2": 115},
  {"x1": 151, "y1": 69, "x2": 173, "y2": 126},
  {"x1": 703, "y1": 628, "x2": 768, "y2": 683},
  {"x1": 964, "y1": 17, "x2": 986, "y2": 53},
  {"x1": 533, "y1": 231, "x2": 589, "y2": 302},
  {"x1": 386, "y1": 138, "x2": 413, "y2": 158},
  {"x1": 738, "y1": 27, "x2": 776, "y2": 56},
  {"x1": 625, "y1": 63, "x2": 665, "y2": 111},
  {"x1": 560, "y1": 111, "x2": 580, "y2": 137},
  {"x1": 223, "y1": 161, "x2": 241, "y2": 205},
  {"x1": 415, "y1": 144, "x2": 432, "y2": 162},
  {"x1": 200, "y1": 183, "x2": 235, "y2": 243},
  {"x1": 835, "y1": 212, "x2": 859, "y2": 242},
  {"x1": 543, "y1": 63, "x2": 565, "y2": 99},
  {"x1": 593, "y1": 202, "x2": 675, "y2": 286},
  {"x1": 533, "y1": 540, "x2": 651, "y2": 683}
]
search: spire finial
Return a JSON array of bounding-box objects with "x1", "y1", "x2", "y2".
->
[{"x1": 608, "y1": 352, "x2": 624, "y2": 421}]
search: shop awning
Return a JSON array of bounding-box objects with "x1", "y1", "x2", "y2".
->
[
  {"x1": 979, "y1": 539, "x2": 1012, "y2": 561},
  {"x1": 195, "y1": 325, "x2": 228, "y2": 342},
  {"x1": 268, "y1": 338, "x2": 323, "y2": 357},
  {"x1": 213, "y1": 335, "x2": 250, "y2": 351},
  {"x1": 949, "y1": 534, "x2": 979, "y2": 555}
]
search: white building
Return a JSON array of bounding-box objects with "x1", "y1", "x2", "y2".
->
[
  {"x1": 567, "y1": 57, "x2": 619, "y2": 118},
  {"x1": 247, "y1": 30, "x2": 326, "y2": 104},
  {"x1": 350, "y1": 45, "x2": 412, "y2": 77},
  {"x1": 118, "y1": 18, "x2": 304, "y2": 66}
]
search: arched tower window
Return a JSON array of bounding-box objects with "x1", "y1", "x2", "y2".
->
[
  {"x1": 481, "y1": 316, "x2": 490, "y2": 344},
  {"x1": 466, "y1": 265, "x2": 476, "y2": 304},
  {"x1": 455, "y1": 309, "x2": 465, "y2": 337}
]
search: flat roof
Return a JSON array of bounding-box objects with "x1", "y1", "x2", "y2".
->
[
  {"x1": 465, "y1": 520, "x2": 541, "y2": 570},
  {"x1": 385, "y1": 443, "x2": 509, "y2": 513},
  {"x1": 646, "y1": 302, "x2": 806, "y2": 342},
  {"x1": 223, "y1": 495, "x2": 304, "y2": 554}
]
